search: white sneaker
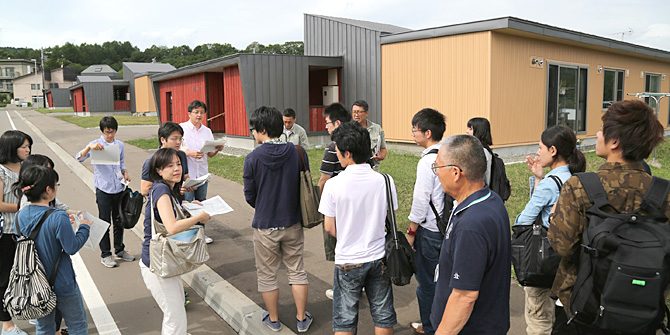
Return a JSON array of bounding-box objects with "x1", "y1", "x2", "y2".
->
[
  {"x1": 101, "y1": 256, "x2": 118, "y2": 268},
  {"x1": 204, "y1": 235, "x2": 213, "y2": 244},
  {"x1": 325, "y1": 289, "x2": 333, "y2": 300}
]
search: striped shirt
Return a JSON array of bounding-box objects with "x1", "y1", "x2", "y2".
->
[
  {"x1": 0, "y1": 164, "x2": 20, "y2": 235},
  {"x1": 319, "y1": 141, "x2": 343, "y2": 177}
]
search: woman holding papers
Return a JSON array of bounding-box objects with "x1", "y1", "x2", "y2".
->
[
  {"x1": 16, "y1": 165, "x2": 91, "y2": 335},
  {"x1": 0, "y1": 130, "x2": 32, "y2": 335},
  {"x1": 140, "y1": 148, "x2": 210, "y2": 335}
]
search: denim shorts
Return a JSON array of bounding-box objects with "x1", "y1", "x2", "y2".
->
[{"x1": 332, "y1": 258, "x2": 397, "y2": 332}]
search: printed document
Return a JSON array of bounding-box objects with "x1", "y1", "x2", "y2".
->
[
  {"x1": 73, "y1": 212, "x2": 111, "y2": 249},
  {"x1": 183, "y1": 195, "x2": 233, "y2": 216},
  {"x1": 183, "y1": 173, "x2": 210, "y2": 189},
  {"x1": 201, "y1": 139, "x2": 226, "y2": 154},
  {"x1": 90, "y1": 144, "x2": 120, "y2": 165}
]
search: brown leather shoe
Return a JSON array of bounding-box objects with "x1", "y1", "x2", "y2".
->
[{"x1": 411, "y1": 322, "x2": 425, "y2": 334}]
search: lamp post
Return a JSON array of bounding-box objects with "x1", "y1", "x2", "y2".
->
[{"x1": 40, "y1": 48, "x2": 47, "y2": 108}]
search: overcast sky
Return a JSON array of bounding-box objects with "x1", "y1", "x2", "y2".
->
[{"x1": 2, "y1": 0, "x2": 669, "y2": 52}]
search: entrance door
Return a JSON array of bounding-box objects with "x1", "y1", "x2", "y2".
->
[
  {"x1": 547, "y1": 64, "x2": 587, "y2": 132},
  {"x1": 166, "y1": 92, "x2": 173, "y2": 121}
]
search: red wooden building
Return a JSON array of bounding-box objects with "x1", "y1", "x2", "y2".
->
[{"x1": 151, "y1": 54, "x2": 342, "y2": 136}]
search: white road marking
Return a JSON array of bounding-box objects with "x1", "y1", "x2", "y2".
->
[
  {"x1": 5, "y1": 111, "x2": 17, "y2": 130},
  {"x1": 11, "y1": 111, "x2": 122, "y2": 335}
]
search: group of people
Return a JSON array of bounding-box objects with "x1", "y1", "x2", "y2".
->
[{"x1": 0, "y1": 96, "x2": 667, "y2": 335}]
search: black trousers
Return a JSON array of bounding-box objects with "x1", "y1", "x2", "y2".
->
[
  {"x1": 96, "y1": 188, "x2": 125, "y2": 258},
  {"x1": 0, "y1": 234, "x2": 17, "y2": 321}
]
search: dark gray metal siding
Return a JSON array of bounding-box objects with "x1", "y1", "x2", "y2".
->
[
  {"x1": 122, "y1": 64, "x2": 137, "y2": 112},
  {"x1": 51, "y1": 88, "x2": 71, "y2": 107},
  {"x1": 238, "y1": 54, "x2": 340, "y2": 133},
  {"x1": 83, "y1": 82, "x2": 114, "y2": 113},
  {"x1": 304, "y1": 14, "x2": 383, "y2": 124}
]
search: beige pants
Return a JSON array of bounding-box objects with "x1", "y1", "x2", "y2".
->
[
  {"x1": 253, "y1": 224, "x2": 308, "y2": 292},
  {"x1": 524, "y1": 286, "x2": 555, "y2": 335}
]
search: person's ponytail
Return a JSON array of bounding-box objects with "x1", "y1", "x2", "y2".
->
[{"x1": 568, "y1": 147, "x2": 586, "y2": 174}]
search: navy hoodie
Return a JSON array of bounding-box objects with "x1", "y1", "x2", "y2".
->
[{"x1": 243, "y1": 142, "x2": 302, "y2": 229}]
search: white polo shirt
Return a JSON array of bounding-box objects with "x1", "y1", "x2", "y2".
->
[
  {"x1": 180, "y1": 120, "x2": 214, "y2": 179},
  {"x1": 319, "y1": 164, "x2": 398, "y2": 265}
]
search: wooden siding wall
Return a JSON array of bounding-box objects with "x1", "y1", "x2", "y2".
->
[
  {"x1": 72, "y1": 87, "x2": 85, "y2": 112},
  {"x1": 134, "y1": 76, "x2": 157, "y2": 113},
  {"x1": 223, "y1": 66, "x2": 248, "y2": 136},
  {"x1": 47, "y1": 92, "x2": 53, "y2": 108},
  {"x1": 205, "y1": 72, "x2": 225, "y2": 133},
  {"x1": 158, "y1": 73, "x2": 207, "y2": 124},
  {"x1": 381, "y1": 32, "x2": 492, "y2": 142},
  {"x1": 490, "y1": 32, "x2": 670, "y2": 146}
]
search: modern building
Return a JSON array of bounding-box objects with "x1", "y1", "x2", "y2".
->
[
  {"x1": 152, "y1": 54, "x2": 342, "y2": 137},
  {"x1": 11, "y1": 71, "x2": 44, "y2": 106},
  {"x1": 122, "y1": 62, "x2": 175, "y2": 114},
  {"x1": 0, "y1": 59, "x2": 35, "y2": 95},
  {"x1": 380, "y1": 17, "x2": 670, "y2": 148},
  {"x1": 70, "y1": 74, "x2": 130, "y2": 113},
  {"x1": 46, "y1": 88, "x2": 72, "y2": 108}
]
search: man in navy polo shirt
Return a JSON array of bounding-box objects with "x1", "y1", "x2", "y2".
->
[{"x1": 430, "y1": 135, "x2": 510, "y2": 335}]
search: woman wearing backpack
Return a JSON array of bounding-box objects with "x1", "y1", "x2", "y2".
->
[
  {"x1": 515, "y1": 125, "x2": 585, "y2": 335},
  {"x1": 15, "y1": 165, "x2": 90, "y2": 335},
  {"x1": 0, "y1": 130, "x2": 32, "y2": 335},
  {"x1": 140, "y1": 148, "x2": 210, "y2": 334}
]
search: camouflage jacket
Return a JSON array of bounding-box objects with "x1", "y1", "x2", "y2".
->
[{"x1": 548, "y1": 161, "x2": 670, "y2": 313}]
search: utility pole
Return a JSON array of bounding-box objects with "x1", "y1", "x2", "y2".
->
[{"x1": 40, "y1": 48, "x2": 47, "y2": 108}]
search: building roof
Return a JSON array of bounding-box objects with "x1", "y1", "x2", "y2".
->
[
  {"x1": 11, "y1": 71, "x2": 41, "y2": 81},
  {"x1": 81, "y1": 64, "x2": 118, "y2": 75},
  {"x1": 77, "y1": 75, "x2": 112, "y2": 83},
  {"x1": 0, "y1": 59, "x2": 33, "y2": 64},
  {"x1": 151, "y1": 53, "x2": 343, "y2": 82},
  {"x1": 307, "y1": 14, "x2": 411, "y2": 35},
  {"x1": 123, "y1": 62, "x2": 176, "y2": 75},
  {"x1": 380, "y1": 16, "x2": 670, "y2": 62}
]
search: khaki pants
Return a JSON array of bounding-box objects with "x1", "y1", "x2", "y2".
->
[
  {"x1": 524, "y1": 286, "x2": 555, "y2": 335},
  {"x1": 253, "y1": 224, "x2": 308, "y2": 292}
]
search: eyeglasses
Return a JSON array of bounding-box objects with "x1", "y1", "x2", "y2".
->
[
  {"x1": 431, "y1": 162, "x2": 462, "y2": 175},
  {"x1": 352, "y1": 110, "x2": 367, "y2": 115},
  {"x1": 411, "y1": 128, "x2": 423, "y2": 134},
  {"x1": 325, "y1": 121, "x2": 334, "y2": 126}
]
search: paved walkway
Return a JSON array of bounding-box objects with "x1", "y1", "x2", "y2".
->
[{"x1": 18, "y1": 109, "x2": 527, "y2": 334}]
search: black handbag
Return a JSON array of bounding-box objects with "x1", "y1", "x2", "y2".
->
[
  {"x1": 381, "y1": 173, "x2": 415, "y2": 286},
  {"x1": 511, "y1": 175, "x2": 562, "y2": 288}
]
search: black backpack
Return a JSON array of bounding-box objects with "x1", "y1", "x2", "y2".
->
[
  {"x1": 487, "y1": 147, "x2": 511, "y2": 201},
  {"x1": 511, "y1": 175, "x2": 563, "y2": 288},
  {"x1": 119, "y1": 187, "x2": 144, "y2": 229},
  {"x1": 569, "y1": 172, "x2": 670, "y2": 334}
]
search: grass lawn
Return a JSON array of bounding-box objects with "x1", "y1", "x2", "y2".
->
[
  {"x1": 36, "y1": 107, "x2": 73, "y2": 114},
  {"x1": 125, "y1": 137, "x2": 670, "y2": 230},
  {"x1": 55, "y1": 115, "x2": 159, "y2": 128}
]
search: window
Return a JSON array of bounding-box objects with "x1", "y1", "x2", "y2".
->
[
  {"x1": 49, "y1": 83, "x2": 59, "y2": 88},
  {"x1": 645, "y1": 73, "x2": 661, "y2": 111},
  {"x1": 7, "y1": 83, "x2": 13, "y2": 91},
  {"x1": 0, "y1": 81, "x2": 3, "y2": 89},
  {"x1": 4, "y1": 67, "x2": 15, "y2": 77},
  {"x1": 547, "y1": 64, "x2": 588, "y2": 132},
  {"x1": 603, "y1": 69, "x2": 624, "y2": 109},
  {"x1": 31, "y1": 84, "x2": 41, "y2": 90}
]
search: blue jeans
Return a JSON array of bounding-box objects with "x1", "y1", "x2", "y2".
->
[
  {"x1": 415, "y1": 226, "x2": 442, "y2": 335},
  {"x1": 332, "y1": 258, "x2": 397, "y2": 332},
  {"x1": 37, "y1": 288, "x2": 88, "y2": 335},
  {"x1": 184, "y1": 181, "x2": 208, "y2": 202}
]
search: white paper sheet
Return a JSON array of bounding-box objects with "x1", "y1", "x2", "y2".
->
[
  {"x1": 90, "y1": 144, "x2": 120, "y2": 165},
  {"x1": 73, "y1": 212, "x2": 111, "y2": 249},
  {"x1": 183, "y1": 195, "x2": 233, "y2": 216},
  {"x1": 201, "y1": 139, "x2": 226, "y2": 154},
  {"x1": 183, "y1": 173, "x2": 210, "y2": 189}
]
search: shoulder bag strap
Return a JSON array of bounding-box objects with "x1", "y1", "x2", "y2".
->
[
  {"x1": 425, "y1": 148, "x2": 441, "y2": 221},
  {"x1": 547, "y1": 175, "x2": 563, "y2": 192},
  {"x1": 150, "y1": 190, "x2": 158, "y2": 238},
  {"x1": 295, "y1": 145, "x2": 307, "y2": 172},
  {"x1": 382, "y1": 173, "x2": 399, "y2": 242},
  {"x1": 576, "y1": 172, "x2": 610, "y2": 209},
  {"x1": 640, "y1": 177, "x2": 670, "y2": 217},
  {"x1": 27, "y1": 208, "x2": 61, "y2": 286}
]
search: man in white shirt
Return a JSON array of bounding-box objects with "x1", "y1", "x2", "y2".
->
[
  {"x1": 319, "y1": 121, "x2": 398, "y2": 335},
  {"x1": 280, "y1": 108, "x2": 309, "y2": 147},
  {"x1": 406, "y1": 108, "x2": 446, "y2": 335},
  {"x1": 180, "y1": 100, "x2": 223, "y2": 244}
]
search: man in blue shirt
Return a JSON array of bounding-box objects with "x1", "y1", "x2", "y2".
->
[
  {"x1": 430, "y1": 135, "x2": 511, "y2": 334},
  {"x1": 76, "y1": 116, "x2": 133, "y2": 268}
]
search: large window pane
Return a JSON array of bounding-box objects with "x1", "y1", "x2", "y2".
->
[
  {"x1": 603, "y1": 70, "x2": 615, "y2": 108},
  {"x1": 547, "y1": 64, "x2": 588, "y2": 132},
  {"x1": 645, "y1": 74, "x2": 661, "y2": 111},
  {"x1": 558, "y1": 67, "x2": 577, "y2": 130},
  {"x1": 616, "y1": 71, "x2": 624, "y2": 101},
  {"x1": 547, "y1": 65, "x2": 559, "y2": 128},
  {"x1": 578, "y1": 68, "x2": 588, "y2": 131}
]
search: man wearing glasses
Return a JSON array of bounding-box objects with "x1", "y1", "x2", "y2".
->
[
  {"x1": 318, "y1": 102, "x2": 351, "y2": 300},
  {"x1": 430, "y1": 135, "x2": 510, "y2": 335},
  {"x1": 180, "y1": 100, "x2": 223, "y2": 244},
  {"x1": 140, "y1": 122, "x2": 189, "y2": 198},
  {"x1": 406, "y1": 108, "x2": 446, "y2": 335},
  {"x1": 352, "y1": 100, "x2": 387, "y2": 170}
]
